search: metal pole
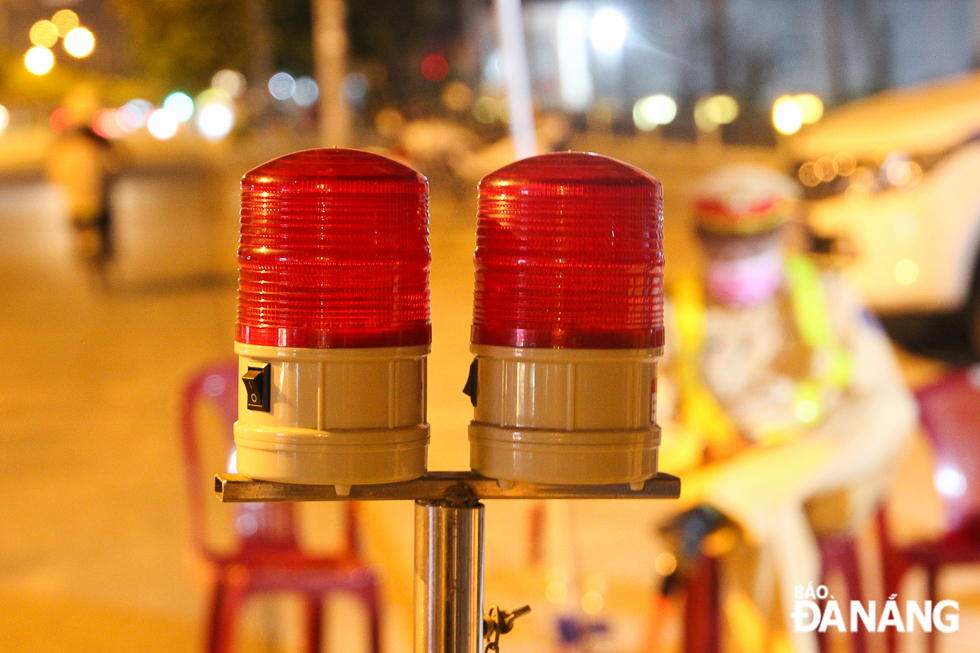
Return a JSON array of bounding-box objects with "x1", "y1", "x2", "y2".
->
[
  {"x1": 312, "y1": 0, "x2": 350, "y2": 147},
  {"x1": 415, "y1": 500, "x2": 485, "y2": 653},
  {"x1": 494, "y1": 0, "x2": 538, "y2": 160}
]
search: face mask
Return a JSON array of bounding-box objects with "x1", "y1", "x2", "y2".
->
[{"x1": 705, "y1": 249, "x2": 784, "y2": 307}]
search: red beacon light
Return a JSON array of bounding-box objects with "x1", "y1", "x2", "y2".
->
[
  {"x1": 234, "y1": 148, "x2": 431, "y2": 492},
  {"x1": 469, "y1": 151, "x2": 664, "y2": 487}
]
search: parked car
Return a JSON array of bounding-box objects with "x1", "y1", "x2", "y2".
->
[{"x1": 785, "y1": 72, "x2": 980, "y2": 354}]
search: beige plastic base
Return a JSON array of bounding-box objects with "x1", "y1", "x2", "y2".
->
[
  {"x1": 469, "y1": 344, "x2": 662, "y2": 485},
  {"x1": 470, "y1": 423, "x2": 660, "y2": 485},
  {"x1": 234, "y1": 342, "x2": 429, "y2": 486}
]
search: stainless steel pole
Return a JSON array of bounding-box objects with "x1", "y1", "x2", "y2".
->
[{"x1": 415, "y1": 500, "x2": 485, "y2": 653}]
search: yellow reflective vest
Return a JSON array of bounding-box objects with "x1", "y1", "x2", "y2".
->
[{"x1": 671, "y1": 254, "x2": 853, "y2": 451}]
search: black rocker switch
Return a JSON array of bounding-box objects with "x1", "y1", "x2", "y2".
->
[{"x1": 242, "y1": 364, "x2": 271, "y2": 412}]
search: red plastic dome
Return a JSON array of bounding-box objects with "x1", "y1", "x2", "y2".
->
[
  {"x1": 237, "y1": 148, "x2": 431, "y2": 349},
  {"x1": 472, "y1": 151, "x2": 664, "y2": 349}
]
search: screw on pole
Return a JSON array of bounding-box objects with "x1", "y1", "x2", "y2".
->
[{"x1": 483, "y1": 605, "x2": 531, "y2": 653}]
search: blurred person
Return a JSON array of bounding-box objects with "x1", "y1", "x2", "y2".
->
[
  {"x1": 647, "y1": 165, "x2": 917, "y2": 653},
  {"x1": 45, "y1": 121, "x2": 121, "y2": 285}
]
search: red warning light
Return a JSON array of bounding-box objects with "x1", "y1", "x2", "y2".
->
[
  {"x1": 236, "y1": 148, "x2": 432, "y2": 349},
  {"x1": 472, "y1": 151, "x2": 665, "y2": 349},
  {"x1": 421, "y1": 53, "x2": 449, "y2": 82}
]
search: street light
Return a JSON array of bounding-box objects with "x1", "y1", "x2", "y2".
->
[
  {"x1": 772, "y1": 95, "x2": 804, "y2": 135},
  {"x1": 163, "y1": 92, "x2": 195, "y2": 122},
  {"x1": 694, "y1": 94, "x2": 739, "y2": 132},
  {"x1": 195, "y1": 89, "x2": 235, "y2": 141},
  {"x1": 632, "y1": 94, "x2": 677, "y2": 131},
  {"x1": 146, "y1": 108, "x2": 179, "y2": 140},
  {"x1": 196, "y1": 104, "x2": 235, "y2": 141},
  {"x1": 25, "y1": 47, "x2": 54, "y2": 75},
  {"x1": 589, "y1": 8, "x2": 627, "y2": 54},
  {"x1": 63, "y1": 27, "x2": 95, "y2": 58}
]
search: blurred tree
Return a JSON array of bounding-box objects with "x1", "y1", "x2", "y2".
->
[
  {"x1": 108, "y1": 0, "x2": 467, "y2": 113},
  {"x1": 114, "y1": 0, "x2": 249, "y2": 89},
  {"x1": 111, "y1": 0, "x2": 312, "y2": 94},
  {"x1": 112, "y1": 0, "x2": 251, "y2": 90}
]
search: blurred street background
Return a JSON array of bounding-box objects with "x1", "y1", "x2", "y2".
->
[{"x1": 2, "y1": 0, "x2": 980, "y2": 652}]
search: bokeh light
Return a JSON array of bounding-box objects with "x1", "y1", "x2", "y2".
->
[
  {"x1": 63, "y1": 27, "x2": 95, "y2": 57},
  {"x1": 814, "y1": 156, "x2": 837, "y2": 182},
  {"x1": 710, "y1": 95, "x2": 739, "y2": 123},
  {"x1": 194, "y1": 89, "x2": 235, "y2": 141},
  {"x1": 798, "y1": 162, "x2": 819, "y2": 187},
  {"x1": 212, "y1": 69, "x2": 247, "y2": 99},
  {"x1": 146, "y1": 109, "x2": 179, "y2": 140},
  {"x1": 163, "y1": 92, "x2": 195, "y2": 122},
  {"x1": 441, "y1": 81, "x2": 473, "y2": 112},
  {"x1": 935, "y1": 467, "x2": 967, "y2": 498},
  {"x1": 581, "y1": 590, "x2": 604, "y2": 615},
  {"x1": 795, "y1": 398, "x2": 819, "y2": 423},
  {"x1": 420, "y1": 53, "x2": 449, "y2": 82},
  {"x1": 293, "y1": 76, "x2": 320, "y2": 107},
  {"x1": 472, "y1": 96, "x2": 500, "y2": 124},
  {"x1": 49, "y1": 107, "x2": 70, "y2": 133},
  {"x1": 117, "y1": 99, "x2": 153, "y2": 131},
  {"x1": 590, "y1": 8, "x2": 627, "y2": 53},
  {"x1": 30, "y1": 20, "x2": 59, "y2": 48},
  {"x1": 0, "y1": 105, "x2": 9, "y2": 135},
  {"x1": 115, "y1": 106, "x2": 141, "y2": 132},
  {"x1": 797, "y1": 93, "x2": 824, "y2": 124},
  {"x1": 196, "y1": 104, "x2": 234, "y2": 140},
  {"x1": 92, "y1": 109, "x2": 125, "y2": 139},
  {"x1": 695, "y1": 94, "x2": 739, "y2": 132},
  {"x1": 342, "y1": 72, "x2": 368, "y2": 105},
  {"x1": 25, "y1": 47, "x2": 54, "y2": 75},
  {"x1": 268, "y1": 72, "x2": 296, "y2": 101},
  {"x1": 632, "y1": 94, "x2": 677, "y2": 131},
  {"x1": 894, "y1": 259, "x2": 919, "y2": 285},
  {"x1": 833, "y1": 151, "x2": 857, "y2": 176},
  {"x1": 884, "y1": 156, "x2": 922, "y2": 188},
  {"x1": 654, "y1": 552, "x2": 678, "y2": 576},
  {"x1": 772, "y1": 95, "x2": 804, "y2": 135},
  {"x1": 51, "y1": 10, "x2": 79, "y2": 37},
  {"x1": 374, "y1": 107, "x2": 404, "y2": 139},
  {"x1": 545, "y1": 581, "x2": 568, "y2": 604}
]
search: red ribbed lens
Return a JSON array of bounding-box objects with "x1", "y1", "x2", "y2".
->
[
  {"x1": 473, "y1": 152, "x2": 664, "y2": 349},
  {"x1": 236, "y1": 148, "x2": 431, "y2": 349}
]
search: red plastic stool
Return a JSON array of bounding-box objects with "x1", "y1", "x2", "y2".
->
[
  {"x1": 181, "y1": 361, "x2": 383, "y2": 653},
  {"x1": 879, "y1": 367, "x2": 980, "y2": 653},
  {"x1": 816, "y1": 534, "x2": 868, "y2": 653},
  {"x1": 682, "y1": 533, "x2": 867, "y2": 653}
]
